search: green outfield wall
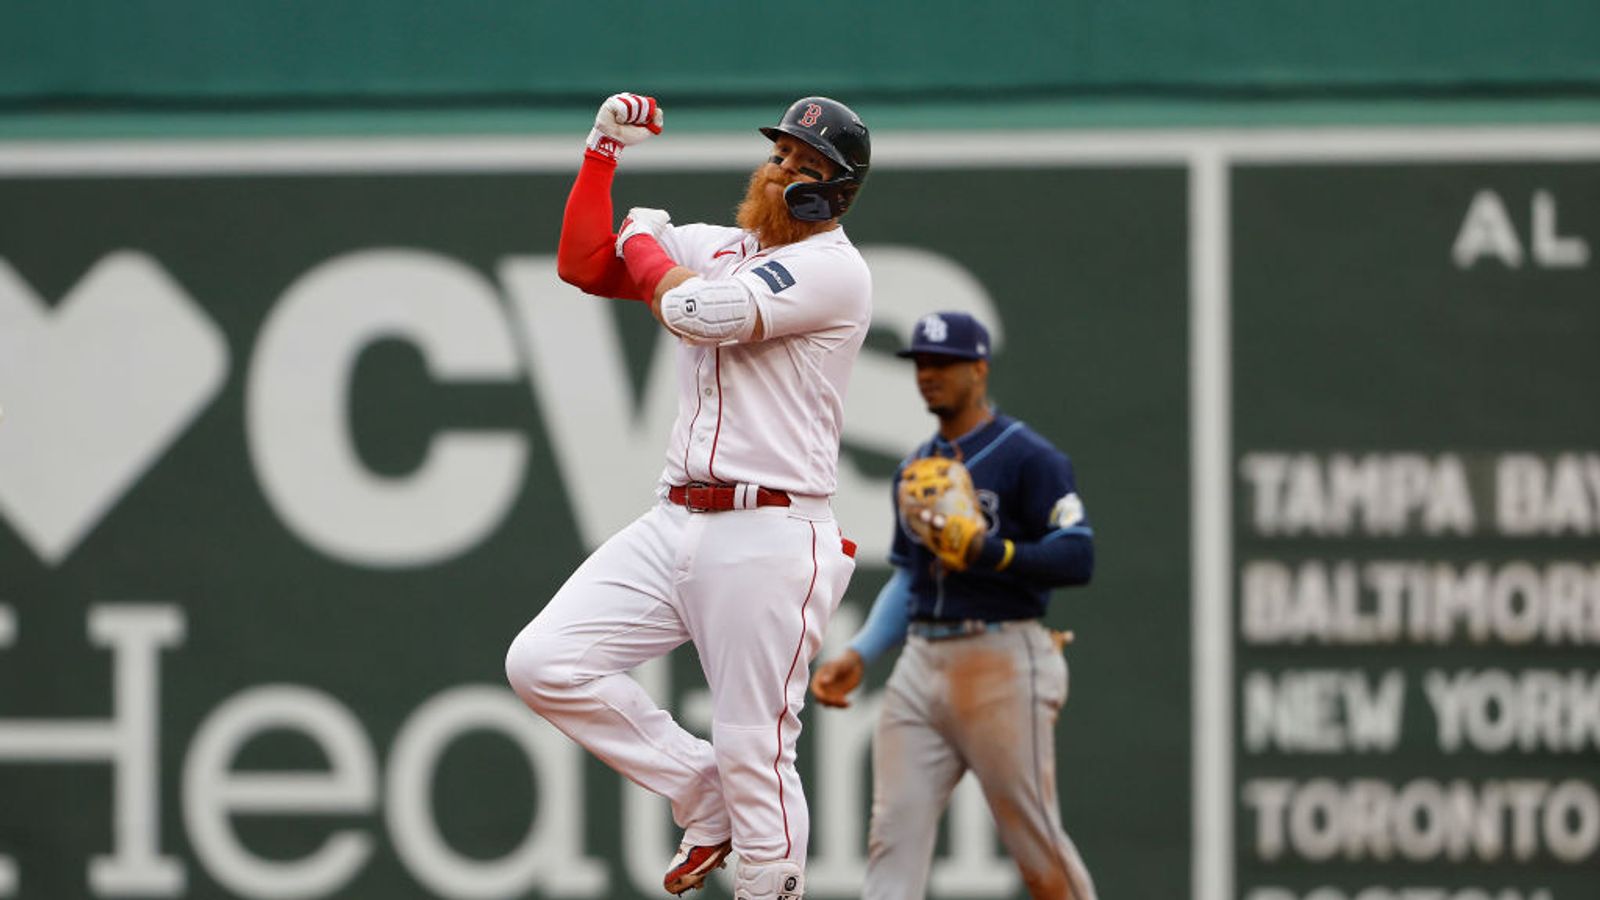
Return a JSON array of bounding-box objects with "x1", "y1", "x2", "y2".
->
[
  {"x1": 3, "y1": 2, "x2": 1599, "y2": 111},
  {"x1": 2, "y1": 128, "x2": 1597, "y2": 900}
]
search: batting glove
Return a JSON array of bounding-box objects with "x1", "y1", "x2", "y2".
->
[
  {"x1": 616, "y1": 207, "x2": 672, "y2": 257},
  {"x1": 586, "y1": 93, "x2": 664, "y2": 163}
]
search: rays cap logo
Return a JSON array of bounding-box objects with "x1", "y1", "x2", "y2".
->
[{"x1": 896, "y1": 311, "x2": 991, "y2": 361}]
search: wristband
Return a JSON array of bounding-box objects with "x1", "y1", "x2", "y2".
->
[
  {"x1": 995, "y1": 539, "x2": 1016, "y2": 572},
  {"x1": 585, "y1": 129, "x2": 624, "y2": 165},
  {"x1": 621, "y1": 234, "x2": 678, "y2": 299}
]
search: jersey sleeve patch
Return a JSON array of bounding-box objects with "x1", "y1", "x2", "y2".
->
[
  {"x1": 751, "y1": 260, "x2": 796, "y2": 293},
  {"x1": 1049, "y1": 492, "x2": 1086, "y2": 529}
]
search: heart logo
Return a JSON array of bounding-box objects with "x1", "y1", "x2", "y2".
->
[{"x1": 0, "y1": 252, "x2": 229, "y2": 565}]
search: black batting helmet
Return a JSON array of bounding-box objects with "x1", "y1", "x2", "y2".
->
[{"x1": 759, "y1": 97, "x2": 871, "y2": 222}]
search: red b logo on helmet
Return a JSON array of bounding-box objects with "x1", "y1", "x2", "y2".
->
[{"x1": 798, "y1": 103, "x2": 823, "y2": 127}]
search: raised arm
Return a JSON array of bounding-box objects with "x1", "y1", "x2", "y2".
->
[{"x1": 556, "y1": 93, "x2": 663, "y2": 301}]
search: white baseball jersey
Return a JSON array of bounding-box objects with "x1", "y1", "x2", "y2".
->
[{"x1": 654, "y1": 223, "x2": 871, "y2": 496}]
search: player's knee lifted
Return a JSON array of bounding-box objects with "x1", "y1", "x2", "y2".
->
[{"x1": 502, "y1": 629, "x2": 576, "y2": 710}]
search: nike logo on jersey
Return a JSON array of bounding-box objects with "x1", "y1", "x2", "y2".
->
[{"x1": 713, "y1": 248, "x2": 740, "y2": 258}]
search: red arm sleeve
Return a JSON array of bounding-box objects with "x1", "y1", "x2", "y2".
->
[{"x1": 556, "y1": 153, "x2": 650, "y2": 302}]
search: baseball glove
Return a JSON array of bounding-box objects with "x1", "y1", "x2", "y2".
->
[{"x1": 898, "y1": 456, "x2": 985, "y2": 571}]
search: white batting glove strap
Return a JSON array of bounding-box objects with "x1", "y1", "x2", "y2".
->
[
  {"x1": 615, "y1": 207, "x2": 672, "y2": 258},
  {"x1": 585, "y1": 127, "x2": 625, "y2": 162},
  {"x1": 586, "y1": 92, "x2": 663, "y2": 162}
]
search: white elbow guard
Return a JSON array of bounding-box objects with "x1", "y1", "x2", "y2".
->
[{"x1": 661, "y1": 278, "x2": 759, "y2": 344}]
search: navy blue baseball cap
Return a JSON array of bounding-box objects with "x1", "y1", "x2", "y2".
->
[{"x1": 896, "y1": 311, "x2": 991, "y2": 360}]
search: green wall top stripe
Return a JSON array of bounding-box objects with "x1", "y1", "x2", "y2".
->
[{"x1": 1, "y1": 1, "x2": 1597, "y2": 106}]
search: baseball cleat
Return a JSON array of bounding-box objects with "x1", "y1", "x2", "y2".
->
[{"x1": 663, "y1": 839, "x2": 734, "y2": 894}]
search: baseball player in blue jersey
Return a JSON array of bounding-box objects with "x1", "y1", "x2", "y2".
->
[{"x1": 810, "y1": 311, "x2": 1098, "y2": 900}]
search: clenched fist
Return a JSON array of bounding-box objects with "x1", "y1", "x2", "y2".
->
[
  {"x1": 586, "y1": 92, "x2": 664, "y2": 163},
  {"x1": 809, "y1": 650, "x2": 865, "y2": 709}
]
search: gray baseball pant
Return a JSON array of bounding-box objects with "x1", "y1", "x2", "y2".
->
[{"x1": 863, "y1": 620, "x2": 1098, "y2": 900}]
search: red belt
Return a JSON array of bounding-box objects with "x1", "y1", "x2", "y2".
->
[{"x1": 668, "y1": 483, "x2": 791, "y2": 512}]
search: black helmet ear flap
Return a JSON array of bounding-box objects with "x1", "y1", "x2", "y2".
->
[{"x1": 783, "y1": 181, "x2": 848, "y2": 222}]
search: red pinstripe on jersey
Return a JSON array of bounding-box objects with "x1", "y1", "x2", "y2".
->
[
  {"x1": 682, "y1": 352, "x2": 707, "y2": 479},
  {"x1": 707, "y1": 348, "x2": 725, "y2": 480},
  {"x1": 773, "y1": 522, "x2": 820, "y2": 857}
]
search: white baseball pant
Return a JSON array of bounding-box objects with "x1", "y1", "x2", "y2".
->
[{"x1": 506, "y1": 495, "x2": 855, "y2": 870}]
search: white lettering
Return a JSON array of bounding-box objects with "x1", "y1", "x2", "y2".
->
[
  {"x1": 183, "y1": 686, "x2": 377, "y2": 899},
  {"x1": 1244, "y1": 559, "x2": 1600, "y2": 646},
  {"x1": 1497, "y1": 454, "x2": 1546, "y2": 536},
  {"x1": 1453, "y1": 190, "x2": 1524, "y2": 268},
  {"x1": 1288, "y1": 779, "x2": 1344, "y2": 861},
  {"x1": 1240, "y1": 560, "x2": 1404, "y2": 644},
  {"x1": 387, "y1": 686, "x2": 607, "y2": 898},
  {"x1": 1426, "y1": 669, "x2": 1600, "y2": 753},
  {"x1": 1242, "y1": 779, "x2": 1295, "y2": 860},
  {"x1": 247, "y1": 249, "x2": 527, "y2": 568},
  {"x1": 1241, "y1": 454, "x2": 1292, "y2": 536},
  {"x1": 1244, "y1": 669, "x2": 1404, "y2": 753},
  {"x1": 1531, "y1": 190, "x2": 1590, "y2": 268},
  {"x1": 1497, "y1": 453, "x2": 1600, "y2": 536},
  {"x1": 1241, "y1": 777, "x2": 1600, "y2": 863},
  {"x1": 1239, "y1": 453, "x2": 1474, "y2": 538},
  {"x1": 1393, "y1": 781, "x2": 1447, "y2": 859},
  {"x1": 0, "y1": 602, "x2": 1015, "y2": 897},
  {"x1": 1545, "y1": 780, "x2": 1600, "y2": 861},
  {"x1": 0, "y1": 605, "x2": 186, "y2": 896}
]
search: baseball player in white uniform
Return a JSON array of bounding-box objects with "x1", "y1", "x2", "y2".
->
[{"x1": 505, "y1": 93, "x2": 873, "y2": 900}]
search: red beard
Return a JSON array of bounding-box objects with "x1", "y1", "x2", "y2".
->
[{"x1": 735, "y1": 167, "x2": 822, "y2": 248}]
